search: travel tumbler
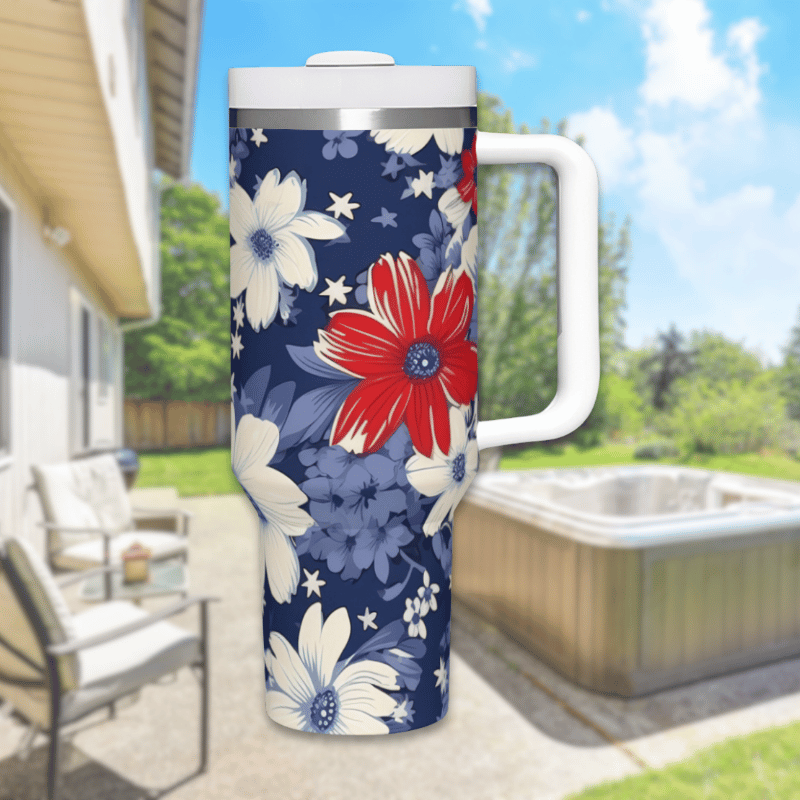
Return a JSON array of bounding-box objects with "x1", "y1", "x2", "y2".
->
[{"x1": 229, "y1": 51, "x2": 599, "y2": 734}]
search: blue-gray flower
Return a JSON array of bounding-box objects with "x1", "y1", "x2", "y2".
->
[
  {"x1": 308, "y1": 524, "x2": 363, "y2": 580},
  {"x1": 322, "y1": 130, "x2": 363, "y2": 160},
  {"x1": 412, "y1": 210, "x2": 453, "y2": 283},
  {"x1": 302, "y1": 454, "x2": 406, "y2": 528},
  {"x1": 352, "y1": 520, "x2": 413, "y2": 584}
]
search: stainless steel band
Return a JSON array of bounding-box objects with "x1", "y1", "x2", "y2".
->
[{"x1": 229, "y1": 106, "x2": 477, "y2": 130}]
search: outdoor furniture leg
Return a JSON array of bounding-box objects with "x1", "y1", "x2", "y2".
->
[
  {"x1": 199, "y1": 600, "x2": 209, "y2": 773},
  {"x1": 46, "y1": 727, "x2": 61, "y2": 800},
  {"x1": 47, "y1": 674, "x2": 62, "y2": 800}
]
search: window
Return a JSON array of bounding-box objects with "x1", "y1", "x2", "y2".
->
[
  {"x1": 0, "y1": 199, "x2": 10, "y2": 455},
  {"x1": 98, "y1": 316, "x2": 113, "y2": 399}
]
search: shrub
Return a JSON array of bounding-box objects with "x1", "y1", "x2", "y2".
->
[
  {"x1": 634, "y1": 440, "x2": 680, "y2": 460},
  {"x1": 659, "y1": 376, "x2": 785, "y2": 455}
]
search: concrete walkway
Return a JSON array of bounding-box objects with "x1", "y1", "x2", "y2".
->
[{"x1": 1, "y1": 490, "x2": 799, "y2": 799}]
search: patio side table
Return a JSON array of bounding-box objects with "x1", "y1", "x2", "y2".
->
[{"x1": 80, "y1": 558, "x2": 189, "y2": 604}]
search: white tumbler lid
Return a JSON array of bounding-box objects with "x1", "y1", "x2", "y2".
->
[{"x1": 229, "y1": 51, "x2": 476, "y2": 110}]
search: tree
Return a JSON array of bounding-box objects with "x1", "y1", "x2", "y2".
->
[
  {"x1": 781, "y1": 307, "x2": 800, "y2": 420},
  {"x1": 476, "y1": 93, "x2": 630, "y2": 452},
  {"x1": 638, "y1": 324, "x2": 696, "y2": 410},
  {"x1": 124, "y1": 181, "x2": 230, "y2": 402},
  {"x1": 683, "y1": 329, "x2": 763, "y2": 385}
]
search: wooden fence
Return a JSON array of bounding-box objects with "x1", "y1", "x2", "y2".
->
[{"x1": 124, "y1": 400, "x2": 231, "y2": 450}]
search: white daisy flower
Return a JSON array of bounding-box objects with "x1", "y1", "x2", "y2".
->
[
  {"x1": 371, "y1": 128, "x2": 464, "y2": 155},
  {"x1": 406, "y1": 407, "x2": 479, "y2": 536},
  {"x1": 417, "y1": 570, "x2": 441, "y2": 616},
  {"x1": 403, "y1": 596, "x2": 427, "y2": 638},
  {"x1": 230, "y1": 169, "x2": 346, "y2": 331},
  {"x1": 232, "y1": 413, "x2": 314, "y2": 603},
  {"x1": 265, "y1": 603, "x2": 399, "y2": 735},
  {"x1": 456, "y1": 224, "x2": 478, "y2": 284}
]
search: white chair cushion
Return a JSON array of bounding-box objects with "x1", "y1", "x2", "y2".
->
[
  {"x1": 4, "y1": 538, "x2": 80, "y2": 691},
  {"x1": 52, "y1": 531, "x2": 188, "y2": 572},
  {"x1": 32, "y1": 455, "x2": 133, "y2": 532},
  {"x1": 62, "y1": 601, "x2": 200, "y2": 723}
]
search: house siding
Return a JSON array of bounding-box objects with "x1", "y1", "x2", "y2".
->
[{"x1": 0, "y1": 144, "x2": 123, "y2": 552}]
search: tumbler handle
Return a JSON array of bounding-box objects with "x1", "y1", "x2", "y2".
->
[{"x1": 474, "y1": 132, "x2": 600, "y2": 451}]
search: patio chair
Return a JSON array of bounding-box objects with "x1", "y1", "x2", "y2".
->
[
  {"x1": 31, "y1": 454, "x2": 192, "y2": 575},
  {"x1": 0, "y1": 535, "x2": 216, "y2": 800}
]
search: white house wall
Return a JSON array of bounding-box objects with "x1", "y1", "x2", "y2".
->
[{"x1": 0, "y1": 149, "x2": 122, "y2": 551}]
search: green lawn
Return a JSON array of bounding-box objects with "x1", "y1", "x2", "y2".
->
[
  {"x1": 135, "y1": 442, "x2": 800, "y2": 497},
  {"x1": 136, "y1": 446, "x2": 239, "y2": 496},
  {"x1": 565, "y1": 720, "x2": 800, "y2": 799},
  {"x1": 501, "y1": 443, "x2": 800, "y2": 483}
]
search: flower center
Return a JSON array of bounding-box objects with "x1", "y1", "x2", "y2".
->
[
  {"x1": 412, "y1": 611, "x2": 421, "y2": 625},
  {"x1": 309, "y1": 689, "x2": 338, "y2": 732},
  {"x1": 359, "y1": 481, "x2": 378, "y2": 505},
  {"x1": 452, "y1": 452, "x2": 466, "y2": 483},
  {"x1": 403, "y1": 341, "x2": 440, "y2": 380},
  {"x1": 249, "y1": 228, "x2": 278, "y2": 262}
]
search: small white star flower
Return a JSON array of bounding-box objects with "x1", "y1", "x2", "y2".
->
[
  {"x1": 326, "y1": 191, "x2": 360, "y2": 220},
  {"x1": 411, "y1": 170, "x2": 435, "y2": 198},
  {"x1": 357, "y1": 607, "x2": 378, "y2": 631},
  {"x1": 434, "y1": 657, "x2": 448, "y2": 693},
  {"x1": 319, "y1": 275, "x2": 353, "y2": 306},
  {"x1": 229, "y1": 155, "x2": 237, "y2": 183},
  {"x1": 251, "y1": 128, "x2": 268, "y2": 147},
  {"x1": 232, "y1": 298, "x2": 245, "y2": 329},
  {"x1": 230, "y1": 374, "x2": 236, "y2": 401},
  {"x1": 301, "y1": 568, "x2": 326, "y2": 598},
  {"x1": 231, "y1": 331, "x2": 244, "y2": 359},
  {"x1": 391, "y1": 698, "x2": 409, "y2": 722}
]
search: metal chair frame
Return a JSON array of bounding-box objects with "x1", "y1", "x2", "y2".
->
[{"x1": 0, "y1": 548, "x2": 215, "y2": 800}]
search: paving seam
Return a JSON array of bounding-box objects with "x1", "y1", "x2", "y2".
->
[{"x1": 452, "y1": 607, "x2": 650, "y2": 774}]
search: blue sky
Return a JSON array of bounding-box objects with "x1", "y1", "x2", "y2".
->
[{"x1": 192, "y1": 0, "x2": 800, "y2": 364}]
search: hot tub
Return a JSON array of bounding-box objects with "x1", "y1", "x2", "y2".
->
[{"x1": 452, "y1": 465, "x2": 800, "y2": 697}]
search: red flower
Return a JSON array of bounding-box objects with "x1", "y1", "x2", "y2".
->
[
  {"x1": 456, "y1": 136, "x2": 477, "y2": 216},
  {"x1": 314, "y1": 252, "x2": 478, "y2": 458}
]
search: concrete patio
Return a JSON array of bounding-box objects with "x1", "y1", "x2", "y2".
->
[{"x1": 2, "y1": 489, "x2": 800, "y2": 799}]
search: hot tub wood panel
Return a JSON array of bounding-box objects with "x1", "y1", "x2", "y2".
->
[
  {"x1": 761, "y1": 542, "x2": 782, "y2": 646},
  {"x1": 741, "y1": 547, "x2": 762, "y2": 652},
  {"x1": 777, "y1": 540, "x2": 800, "y2": 640},
  {"x1": 456, "y1": 468, "x2": 800, "y2": 698}
]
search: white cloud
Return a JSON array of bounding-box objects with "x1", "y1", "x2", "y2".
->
[
  {"x1": 639, "y1": 0, "x2": 766, "y2": 119},
  {"x1": 570, "y1": 0, "x2": 800, "y2": 361},
  {"x1": 577, "y1": 10, "x2": 592, "y2": 22},
  {"x1": 502, "y1": 48, "x2": 537, "y2": 73},
  {"x1": 475, "y1": 39, "x2": 488, "y2": 50},
  {"x1": 455, "y1": 0, "x2": 493, "y2": 31},
  {"x1": 568, "y1": 107, "x2": 636, "y2": 189}
]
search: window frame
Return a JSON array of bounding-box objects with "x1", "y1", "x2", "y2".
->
[{"x1": 0, "y1": 183, "x2": 14, "y2": 463}]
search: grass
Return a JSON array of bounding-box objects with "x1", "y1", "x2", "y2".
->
[
  {"x1": 136, "y1": 446, "x2": 239, "y2": 496},
  {"x1": 500, "y1": 443, "x2": 800, "y2": 483},
  {"x1": 135, "y1": 442, "x2": 800, "y2": 497},
  {"x1": 565, "y1": 720, "x2": 800, "y2": 799}
]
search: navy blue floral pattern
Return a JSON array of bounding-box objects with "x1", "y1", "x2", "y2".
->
[{"x1": 231, "y1": 126, "x2": 478, "y2": 734}]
